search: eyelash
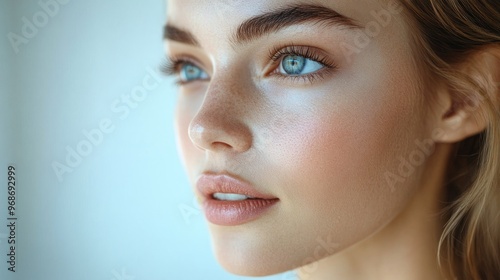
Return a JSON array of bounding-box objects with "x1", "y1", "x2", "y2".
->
[
  {"x1": 267, "y1": 44, "x2": 337, "y2": 84},
  {"x1": 160, "y1": 56, "x2": 204, "y2": 86},
  {"x1": 161, "y1": 45, "x2": 337, "y2": 85}
]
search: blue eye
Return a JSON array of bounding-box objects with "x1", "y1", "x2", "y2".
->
[
  {"x1": 280, "y1": 55, "x2": 324, "y2": 76},
  {"x1": 179, "y1": 63, "x2": 208, "y2": 83}
]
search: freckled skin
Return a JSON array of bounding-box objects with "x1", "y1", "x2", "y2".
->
[{"x1": 167, "y1": 0, "x2": 451, "y2": 279}]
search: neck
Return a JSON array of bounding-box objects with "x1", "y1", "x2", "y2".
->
[{"x1": 297, "y1": 143, "x2": 454, "y2": 280}]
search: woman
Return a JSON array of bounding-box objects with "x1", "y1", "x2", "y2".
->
[{"x1": 163, "y1": 0, "x2": 499, "y2": 279}]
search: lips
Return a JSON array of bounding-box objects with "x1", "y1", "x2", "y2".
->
[{"x1": 196, "y1": 172, "x2": 279, "y2": 226}]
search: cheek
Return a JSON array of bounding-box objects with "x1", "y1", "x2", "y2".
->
[
  {"x1": 207, "y1": 80, "x2": 426, "y2": 275},
  {"x1": 267, "y1": 80, "x2": 424, "y2": 248}
]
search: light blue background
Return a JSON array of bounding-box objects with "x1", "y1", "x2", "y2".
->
[{"x1": 0, "y1": 1, "x2": 289, "y2": 279}]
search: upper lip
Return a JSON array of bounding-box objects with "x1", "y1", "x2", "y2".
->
[{"x1": 196, "y1": 171, "x2": 278, "y2": 200}]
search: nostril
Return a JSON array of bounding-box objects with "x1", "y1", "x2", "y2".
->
[{"x1": 211, "y1": 141, "x2": 233, "y2": 150}]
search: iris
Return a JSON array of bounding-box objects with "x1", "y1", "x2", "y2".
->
[
  {"x1": 180, "y1": 63, "x2": 208, "y2": 82},
  {"x1": 281, "y1": 55, "x2": 324, "y2": 76}
]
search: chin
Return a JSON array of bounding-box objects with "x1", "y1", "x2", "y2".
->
[
  {"x1": 207, "y1": 222, "x2": 347, "y2": 277},
  {"x1": 207, "y1": 224, "x2": 296, "y2": 276},
  {"x1": 213, "y1": 245, "x2": 293, "y2": 277}
]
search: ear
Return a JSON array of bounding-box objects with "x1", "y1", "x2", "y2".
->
[{"x1": 431, "y1": 47, "x2": 500, "y2": 143}]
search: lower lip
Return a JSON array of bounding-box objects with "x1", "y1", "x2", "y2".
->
[{"x1": 202, "y1": 198, "x2": 279, "y2": 226}]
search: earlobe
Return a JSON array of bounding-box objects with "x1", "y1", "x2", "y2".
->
[{"x1": 431, "y1": 48, "x2": 500, "y2": 144}]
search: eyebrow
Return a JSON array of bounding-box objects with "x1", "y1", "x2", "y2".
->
[
  {"x1": 234, "y1": 4, "x2": 361, "y2": 44},
  {"x1": 163, "y1": 3, "x2": 361, "y2": 46},
  {"x1": 163, "y1": 24, "x2": 200, "y2": 46}
]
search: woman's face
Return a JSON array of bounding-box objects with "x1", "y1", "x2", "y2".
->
[{"x1": 166, "y1": 0, "x2": 433, "y2": 276}]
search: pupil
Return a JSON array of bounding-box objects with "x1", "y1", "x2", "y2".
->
[
  {"x1": 184, "y1": 64, "x2": 199, "y2": 80},
  {"x1": 284, "y1": 55, "x2": 305, "y2": 75}
]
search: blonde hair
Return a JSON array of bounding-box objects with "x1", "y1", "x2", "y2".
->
[{"x1": 398, "y1": 0, "x2": 500, "y2": 279}]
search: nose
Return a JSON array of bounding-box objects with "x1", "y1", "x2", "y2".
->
[{"x1": 188, "y1": 80, "x2": 253, "y2": 153}]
